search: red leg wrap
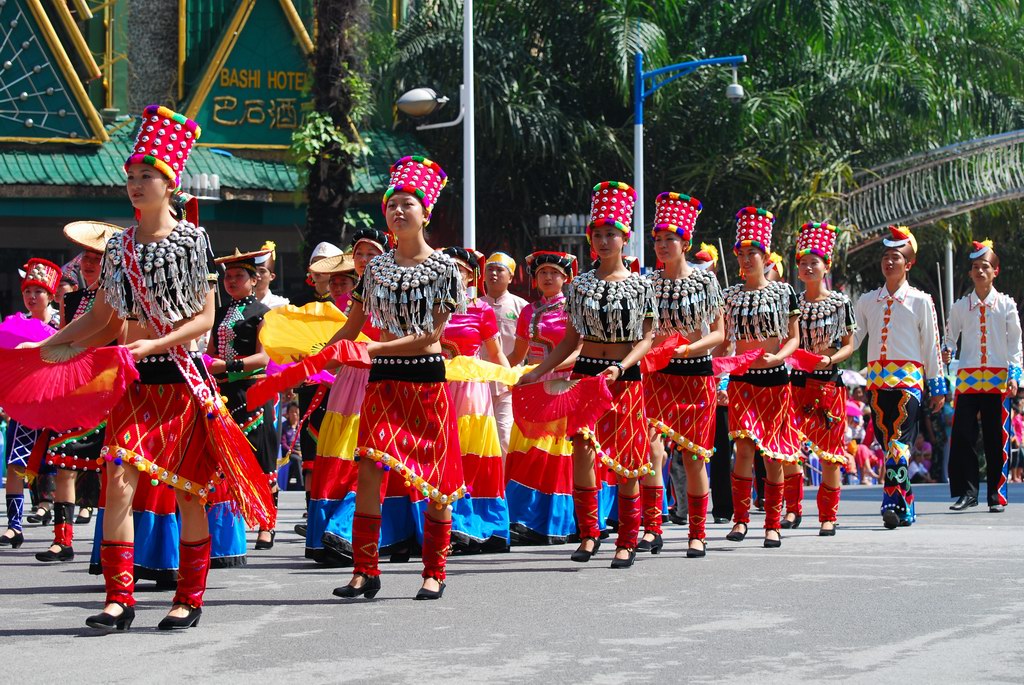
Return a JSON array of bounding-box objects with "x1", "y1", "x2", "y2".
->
[
  {"x1": 817, "y1": 483, "x2": 842, "y2": 523},
  {"x1": 100, "y1": 541, "x2": 135, "y2": 607},
  {"x1": 573, "y1": 486, "x2": 601, "y2": 540},
  {"x1": 352, "y1": 513, "x2": 382, "y2": 578},
  {"x1": 784, "y1": 473, "x2": 804, "y2": 516},
  {"x1": 687, "y1": 492, "x2": 709, "y2": 540},
  {"x1": 53, "y1": 502, "x2": 74, "y2": 546},
  {"x1": 640, "y1": 485, "x2": 664, "y2": 535},
  {"x1": 421, "y1": 515, "x2": 452, "y2": 582},
  {"x1": 731, "y1": 472, "x2": 753, "y2": 525},
  {"x1": 173, "y1": 537, "x2": 211, "y2": 608},
  {"x1": 615, "y1": 493, "x2": 642, "y2": 549},
  {"x1": 764, "y1": 480, "x2": 784, "y2": 530}
]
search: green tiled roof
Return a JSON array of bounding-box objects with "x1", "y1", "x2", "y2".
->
[{"x1": 0, "y1": 123, "x2": 428, "y2": 197}]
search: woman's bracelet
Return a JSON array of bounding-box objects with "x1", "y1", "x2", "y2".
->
[{"x1": 226, "y1": 359, "x2": 244, "y2": 373}]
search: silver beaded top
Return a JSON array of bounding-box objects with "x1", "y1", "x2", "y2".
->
[
  {"x1": 649, "y1": 267, "x2": 724, "y2": 335},
  {"x1": 358, "y1": 250, "x2": 466, "y2": 337},
  {"x1": 722, "y1": 281, "x2": 799, "y2": 342},
  {"x1": 567, "y1": 269, "x2": 657, "y2": 343},
  {"x1": 798, "y1": 291, "x2": 856, "y2": 352}
]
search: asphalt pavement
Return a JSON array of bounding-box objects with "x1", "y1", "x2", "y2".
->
[{"x1": 1, "y1": 483, "x2": 1022, "y2": 684}]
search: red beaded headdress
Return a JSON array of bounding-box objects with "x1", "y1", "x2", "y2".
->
[
  {"x1": 651, "y1": 192, "x2": 702, "y2": 241},
  {"x1": 383, "y1": 156, "x2": 447, "y2": 224},
  {"x1": 526, "y1": 251, "x2": 578, "y2": 281},
  {"x1": 586, "y1": 181, "x2": 637, "y2": 243},
  {"x1": 795, "y1": 221, "x2": 837, "y2": 265},
  {"x1": 733, "y1": 206, "x2": 775, "y2": 254},
  {"x1": 20, "y1": 258, "x2": 61, "y2": 296},
  {"x1": 125, "y1": 105, "x2": 201, "y2": 187}
]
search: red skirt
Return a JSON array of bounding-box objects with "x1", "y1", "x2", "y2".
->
[
  {"x1": 728, "y1": 366, "x2": 798, "y2": 462},
  {"x1": 573, "y1": 375, "x2": 652, "y2": 480},
  {"x1": 644, "y1": 369, "x2": 716, "y2": 462},
  {"x1": 791, "y1": 376, "x2": 847, "y2": 464},
  {"x1": 355, "y1": 378, "x2": 466, "y2": 511}
]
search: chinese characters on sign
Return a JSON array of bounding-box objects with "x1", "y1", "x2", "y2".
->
[{"x1": 212, "y1": 70, "x2": 306, "y2": 129}]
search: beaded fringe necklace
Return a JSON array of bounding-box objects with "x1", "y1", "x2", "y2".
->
[
  {"x1": 362, "y1": 250, "x2": 465, "y2": 337},
  {"x1": 723, "y1": 281, "x2": 793, "y2": 342},
  {"x1": 101, "y1": 221, "x2": 212, "y2": 327},
  {"x1": 568, "y1": 270, "x2": 654, "y2": 342},
  {"x1": 799, "y1": 291, "x2": 853, "y2": 352},
  {"x1": 650, "y1": 267, "x2": 724, "y2": 334}
]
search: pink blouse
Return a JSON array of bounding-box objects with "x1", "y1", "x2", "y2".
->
[
  {"x1": 441, "y1": 298, "x2": 499, "y2": 358},
  {"x1": 516, "y1": 294, "x2": 568, "y2": 363}
]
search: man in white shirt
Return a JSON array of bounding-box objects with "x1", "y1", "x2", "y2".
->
[
  {"x1": 255, "y1": 240, "x2": 290, "y2": 309},
  {"x1": 853, "y1": 226, "x2": 947, "y2": 529},
  {"x1": 943, "y1": 240, "x2": 1022, "y2": 513},
  {"x1": 481, "y1": 252, "x2": 528, "y2": 457}
]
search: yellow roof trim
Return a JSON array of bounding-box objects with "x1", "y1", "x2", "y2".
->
[
  {"x1": 47, "y1": 0, "x2": 102, "y2": 79},
  {"x1": 25, "y1": 0, "x2": 108, "y2": 143},
  {"x1": 278, "y1": 0, "x2": 314, "y2": 56},
  {"x1": 182, "y1": 0, "x2": 258, "y2": 120}
]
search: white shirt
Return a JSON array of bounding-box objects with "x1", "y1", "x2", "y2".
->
[
  {"x1": 482, "y1": 291, "x2": 528, "y2": 358},
  {"x1": 260, "y1": 291, "x2": 290, "y2": 309},
  {"x1": 853, "y1": 281, "x2": 945, "y2": 393},
  {"x1": 944, "y1": 287, "x2": 1022, "y2": 378}
]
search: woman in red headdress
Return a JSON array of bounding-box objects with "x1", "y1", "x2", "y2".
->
[
  {"x1": 519, "y1": 181, "x2": 657, "y2": 569},
  {"x1": 722, "y1": 207, "x2": 801, "y2": 548},
  {"x1": 640, "y1": 193, "x2": 725, "y2": 557},
  {"x1": 38, "y1": 104, "x2": 274, "y2": 631}
]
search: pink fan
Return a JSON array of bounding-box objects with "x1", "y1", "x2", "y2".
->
[
  {"x1": 0, "y1": 314, "x2": 55, "y2": 349},
  {"x1": 512, "y1": 376, "x2": 613, "y2": 440},
  {"x1": 0, "y1": 346, "x2": 139, "y2": 430}
]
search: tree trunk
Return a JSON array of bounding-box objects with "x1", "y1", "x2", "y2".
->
[{"x1": 303, "y1": 0, "x2": 369, "y2": 261}]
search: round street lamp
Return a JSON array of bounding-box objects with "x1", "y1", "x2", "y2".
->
[{"x1": 396, "y1": 88, "x2": 449, "y2": 118}]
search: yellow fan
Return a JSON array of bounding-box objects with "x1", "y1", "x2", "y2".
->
[
  {"x1": 260, "y1": 302, "x2": 367, "y2": 363},
  {"x1": 444, "y1": 356, "x2": 536, "y2": 386}
]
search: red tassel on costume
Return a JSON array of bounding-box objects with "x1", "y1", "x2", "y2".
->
[
  {"x1": 422, "y1": 515, "x2": 452, "y2": 582},
  {"x1": 784, "y1": 473, "x2": 804, "y2": 516},
  {"x1": 100, "y1": 540, "x2": 135, "y2": 607},
  {"x1": 817, "y1": 483, "x2": 841, "y2": 523},
  {"x1": 615, "y1": 493, "x2": 642, "y2": 549},
  {"x1": 352, "y1": 513, "x2": 382, "y2": 578},
  {"x1": 764, "y1": 480, "x2": 784, "y2": 530},
  {"x1": 174, "y1": 537, "x2": 211, "y2": 608},
  {"x1": 573, "y1": 486, "x2": 601, "y2": 540},
  {"x1": 641, "y1": 485, "x2": 663, "y2": 535},
  {"x1": 687, "y1": 492, "x2": 709, "y2": 540},
  {"x1": 731, "y1": 472, "x2": 753, "y2": 524}
]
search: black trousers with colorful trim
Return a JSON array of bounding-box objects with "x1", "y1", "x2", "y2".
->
[
  {"x1": 948, "y1": 392, "x2": 1009, "y2": 507},
  {"x1": 868, "y1": 388, "x2": 921, "y2": 523}
]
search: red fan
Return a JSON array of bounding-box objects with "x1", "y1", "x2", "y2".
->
[
  {"x1": 711, "y1": 348, "x2": 764, "y2": 376},
  {"x1": 512, "y1": 376, "x2": 613, "y2": 439},
  {"x1": 789, "y1": 348, "x2": 826, "y2": 373},
  {"x1": 247, "y1": 340, "x2": 369, "y2": 410},
  {"x1": 640, "y1": 334, "x2": 690, "y2": 374},
  {"x1": 0, "y1": 345, "x2": 139, "y2": 431}
]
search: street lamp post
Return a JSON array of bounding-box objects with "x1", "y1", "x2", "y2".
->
[
  {"x1": 394, "y1": 1, "x2": 475, "y2": 250},
  {"x1": 630, "y1": 52, "x2": 748, "y2": 268}
]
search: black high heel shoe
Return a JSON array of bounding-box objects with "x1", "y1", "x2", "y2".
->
[
  {"x1": 781, "y1": 513, "x2": 802, "y2": 529},
  {"x1": 333, "y1": 573, "x2": 381, "y2": 599},
  {"x1": 609, "y1": 547, "x2": 636, "y2": 569},
  {"x1": 85, "y1": 602, "x2": 135, "y2": 632},
  {"x1": 157, "y1": 605, "x2": 202, "y2": 630},
  {"x1": 27, "y1": 506, "x2": 52, "y2": 525},
  {"x1": 35, "y1": 543, "x2": 74, "y2": 562},
  {"x1": 570, "y1": 537, "x2": 601, "y2": 563},
  {"x1": 819, "y1": 524, "x2": 836, "y2": 537},
  {"x1": 686, "y1": 538, "x2": 707, "y2": 558},
  {"x1": 725, "y1": 523, "x2": 748, "y2": 542},
  {"x1": 389, "y1": 546, "x2": 411, "y2": 564},
  {"x1": 0, "y1": 531, "x2": 24, "y2": 549},
  {"x1": 414, "y1": 581, "x2": 446, "y2": 600},
  {"x1": 763, "y1": 530, "x2": 782, "y2": 548},
  {"x1": 635, "y1": 532, "x2": 664, "y2": 554},
  {"x1": 254, "y1": 530, "x2": 275, "y2": 550},
  {"x1": 75, "y1": 507, "x2": 94, "y2": 525}
]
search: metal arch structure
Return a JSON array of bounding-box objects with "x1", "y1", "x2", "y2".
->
[{"x1": 840, "y1": 129, "x2": 1024, "y2": 253}]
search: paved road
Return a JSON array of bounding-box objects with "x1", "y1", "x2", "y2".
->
[{"x1": 1, "y1": 483, "x2": 1022, "y2": 684}]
